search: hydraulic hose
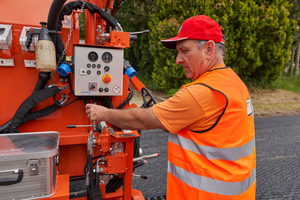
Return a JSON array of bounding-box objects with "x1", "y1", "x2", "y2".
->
[
  {"x1": 32, "y1": 72, "x2": 51, "y2": 93},
  {"x1": 47, "y1": 0, "x2": 67, "y2": 44},
  {"x1": 47, "y1": 0, "x2": 119, "y2": 63}
]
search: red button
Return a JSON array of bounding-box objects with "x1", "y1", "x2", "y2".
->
[{"x1": 103, "y1": 75, "x2": 111, "y2": 83}]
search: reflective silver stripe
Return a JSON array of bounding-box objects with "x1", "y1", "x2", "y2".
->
[
  {"x1": 169, "y1": 133, "x2": 255, "y2": 161},
  {"x1": 168, "y1": 161, "x2": 256, "y2": 195}
]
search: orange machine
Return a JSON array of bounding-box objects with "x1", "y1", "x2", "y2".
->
[{"x1": 0, "y1": 0, "x2": 158, "y2": 199}]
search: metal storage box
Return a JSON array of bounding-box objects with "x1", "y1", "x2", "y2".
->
[{"x1": 0, "y1": 132, "x2": 59, "y2": 200}]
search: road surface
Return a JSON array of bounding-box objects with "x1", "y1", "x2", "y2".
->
[{"x1": 132, "y1": 115, "x2": 300, "y2": 200}]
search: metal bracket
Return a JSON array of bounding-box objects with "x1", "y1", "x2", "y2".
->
[{"x1": 27, "y1": 159, "x2": 40, "y2": 176}]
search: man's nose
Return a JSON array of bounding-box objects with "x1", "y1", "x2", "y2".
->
[{"x1": 176, "y1": 54, "x2": 184, "y2": 64}]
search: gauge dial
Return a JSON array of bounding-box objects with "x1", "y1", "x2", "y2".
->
[
  {"x1": 102, "y1": 52, "x2": 113, "y2": 63},
  {"x1": 88, "y1": 51, "x2": 98, "y2": 62}
]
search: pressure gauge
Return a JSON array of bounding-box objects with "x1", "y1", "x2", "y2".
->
[
  {"x1": 102, "y1": 52, "x2": 113, "y2": 63},
  {"x1": 88, "y1": 51, "x2": 98, "y2": 62}
]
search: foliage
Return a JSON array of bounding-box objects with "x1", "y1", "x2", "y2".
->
[
  {"x1": 81, "y1": 1, "x2": 297, "y2": 94},
  {"x1": 114, "y1": 0, "x2": 158, "y2": 73},
  {"x1": 79, "y1": 10, "x2": 85, "y2": 39},
  {"x1": 289, "y1": 0, "x2": 300, "y2": 44},
  {"x1": 147, "y1": 0, "x2": 296, "y2": 93},
  {"x1": 149, "y1": 17, "x2": 191, "y2": 92}
]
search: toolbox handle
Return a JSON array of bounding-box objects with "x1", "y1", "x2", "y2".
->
[{"x1": 0, "y1": 169, "x2": 23, "y2": 186}]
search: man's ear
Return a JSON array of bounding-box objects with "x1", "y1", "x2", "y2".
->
[{"x1": 205, "y1": 40, "x2": 215, "y2": 56}]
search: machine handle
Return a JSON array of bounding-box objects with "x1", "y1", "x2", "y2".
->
[{"x1": 0, "y1": 169, "x2": 23, "y2": 186}]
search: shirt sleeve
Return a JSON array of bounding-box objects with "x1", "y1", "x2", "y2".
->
[{"x1": 153, "y1": 85, "x2": 225, "y2": 133}]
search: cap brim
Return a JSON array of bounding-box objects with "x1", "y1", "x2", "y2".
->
[{"x1": 161, "y1": 37, "x2": 188, "y2": 49}]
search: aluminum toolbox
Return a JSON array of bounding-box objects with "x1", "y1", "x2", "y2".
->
[{"x1": 0, "y1": 132, "x2": 59, "y2": 200}]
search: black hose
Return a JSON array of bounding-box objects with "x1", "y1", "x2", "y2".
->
[
  {"x1": 116, "y1": 87, "x2": 134, "y2": 109},
  {"x1": 32, "y1": 72, "x2": 51, "y2": 94},
  {"x1": 0, "y1": 120, "x2": 12, "y2": 133},
  {"x1": 47, "y1": 0, "x2": 67, "y2": 44}
]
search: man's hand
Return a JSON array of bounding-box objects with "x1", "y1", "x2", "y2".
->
[
  {"x1": 85, "y1": 103, "x2": 168, "y2": 132},
  {"x1": 85, "y1": 104, "x2": 108, "y2": 123}
]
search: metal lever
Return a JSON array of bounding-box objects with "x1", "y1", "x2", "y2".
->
[
  {"x1": 130, "y1": 30, "x2": 150, "y2": 35},
  {"x1": 67, "y1": 124, "x2": 92, "y2": 128},
  {"x1": 133, "y1": 153, "x2": 160, "y2": 164},
  {"x1": 67, "y1": 123, "x2": 103, "y2": 133},
  {"x1": 132, "y1": 174, "x2": 147, "y2": 180}
]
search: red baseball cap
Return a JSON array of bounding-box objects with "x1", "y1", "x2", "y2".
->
[{"x1": 161, "y1": 15, "x2": 224, "y2": 49}]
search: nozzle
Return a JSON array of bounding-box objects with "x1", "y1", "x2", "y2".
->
[{"x1": 38, "y1": 22, "x2": 51, "y2": 41}]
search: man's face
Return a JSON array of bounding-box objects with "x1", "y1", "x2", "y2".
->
[{"x1": 176, "y1": 39, "x2": 207, "y2": 81}]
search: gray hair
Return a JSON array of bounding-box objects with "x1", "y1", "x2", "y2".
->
[{"x1": 196, "y1": 40, "x2": 225, "y2": 58}]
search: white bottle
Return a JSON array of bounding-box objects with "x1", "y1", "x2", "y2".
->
[{"x1": 35, "y1": 22, "x2": 56, "y2": 72}]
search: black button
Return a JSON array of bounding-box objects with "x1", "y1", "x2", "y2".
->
[
  {"x1": 87, "y1": 70, "x2": 91, "y2": 74},
  {"x1": 87, "y1": 63, "x2": 91, "y2": 68},
  {"x1": 104, "y1": 66, "x2": 110, "y2": 71},
  {"x1": 99, "y1": 87, "x2": 104, "y2": 92},
  {"x1": 104, "y1": 88, "x2": 109, "y2": 92},
  {"x1": 97, "y1": 70, "x2": 101, "y2": 75},
  {"x1": 97, "y1": 64, "x2": 101, "y2": 68},
  {"x1": 92, "y1": 64, "x2": 96, "y2": 68}
]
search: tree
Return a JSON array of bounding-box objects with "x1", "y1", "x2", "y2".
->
[
  {"x1": 114, "y1": 0, "x2": 158, "y2": 73},
  {"x1": 148, "y1": 0, "x2": 296, "y2": 92},
  {"x1": 289, "y1": 0, "x2": 300, "y2": 76},
  {"x1": 115, "y1": 0, "x2": 296, "y2": 93}
]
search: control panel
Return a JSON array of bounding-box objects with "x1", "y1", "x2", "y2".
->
[{"x1": 74, "y1": 46, "x2": 123, "y2": 96}]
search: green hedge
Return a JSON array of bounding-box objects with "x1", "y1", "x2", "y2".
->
[{"x1": 116, "y1": 0, "x2": 296, "y2": 94}]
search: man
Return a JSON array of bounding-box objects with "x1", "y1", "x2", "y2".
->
[{"x1": 86, "y1": 15, "x2": 256, "y2": 200}]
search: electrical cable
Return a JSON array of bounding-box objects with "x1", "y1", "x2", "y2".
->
[
  {"x1": 116, "y1": 87, "x2": 133, "y2": 109},
  {"x1": 52, "y1": 95, "x2": 80, "y2": 107},
  {"x1": 105, "y1": 0, "x2": 110, "y2": 12},
  {"x1": 67, "y1": 73, "x2": 75, "y2": 96}
]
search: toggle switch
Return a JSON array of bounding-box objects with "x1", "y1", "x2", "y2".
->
[{"x1": 89, "y1": 83, "x2": 97, "y2": 91}]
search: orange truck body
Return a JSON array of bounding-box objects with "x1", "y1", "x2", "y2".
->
[{"x1": 0, "y1": 1, "x2": 147, "y2": 199}]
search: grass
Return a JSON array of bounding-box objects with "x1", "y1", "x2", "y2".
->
[
  {"x1": 135, "y1": 71, "x2": 300, "y2": 117},
  {"x1": 272, "y1": 75, "x2": 300, "y2": 93},
  {"x1": 250, "y1": 74, "x2": 300, "y2": 117}
]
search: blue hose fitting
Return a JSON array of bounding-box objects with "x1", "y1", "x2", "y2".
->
[
  {"x1": 125, "y1": 66, "x2": 136, "y2": 79},
  {"x1": 57, "y1": 63, "x2": 71, "y2": 76}
]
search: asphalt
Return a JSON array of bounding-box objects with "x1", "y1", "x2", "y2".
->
[{"x1": 132, "y1": 115, "x2": 300, "y2": 200}]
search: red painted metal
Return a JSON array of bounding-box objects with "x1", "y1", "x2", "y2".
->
[{"x1": 0, "y1": 1, "x2": 146, "y2": 199}]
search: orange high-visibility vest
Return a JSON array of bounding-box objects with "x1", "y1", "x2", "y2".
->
[{"x1": 167, "y1": 65, "x2": 256, "y2": 200}]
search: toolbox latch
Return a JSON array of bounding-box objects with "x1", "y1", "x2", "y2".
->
[{"x1": 27, "y1": 159, "x2": 40, "y2": 176}]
